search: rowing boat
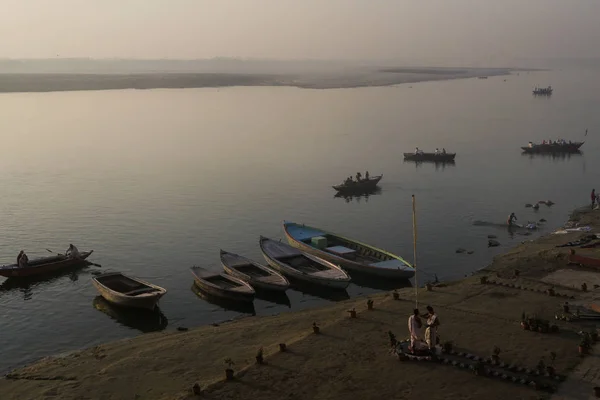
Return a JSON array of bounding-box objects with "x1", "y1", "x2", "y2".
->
[
  {"x1": 259, "y1": 236, "x2": 351, "y2": 289},
  {"x1": 332, "y1": 175, "x2": 382, "y2": 193},
  {"x1": 283, "y1": 221, "x2": 415, "y2": 279},
  {"x1": 0, "y1": 250, "x2": 94, "y2": 278},
  {"x1": 220, "y1": 249, "x2": 289, "y2": 292},
  {"x1": 190, "y1": 266, "x2": 255, "y2": 302},
  {"x1": 568, "y1": 250, "x2": 600, "y2": 268},
  {"x1": 92, "y1": 272, "x2": 167, "y2": 310}
]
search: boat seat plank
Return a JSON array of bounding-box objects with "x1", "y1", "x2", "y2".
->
[{"x1": 124, "y1": 287, "x2": 160, "y2": 296}]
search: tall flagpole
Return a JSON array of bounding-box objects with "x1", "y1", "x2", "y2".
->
[{"x1": 412, "y1": 195, "x2": 418, "y2": 309}]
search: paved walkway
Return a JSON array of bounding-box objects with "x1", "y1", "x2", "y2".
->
[{"x1": 551, "y1": 349, "x2": 600, "y2": 400}]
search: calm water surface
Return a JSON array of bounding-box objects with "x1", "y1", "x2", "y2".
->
[{"x1": 1, "y1": 66, "x2": 600, "y2": 372}]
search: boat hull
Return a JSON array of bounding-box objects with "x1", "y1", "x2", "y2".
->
[
  {"x1": 222, "y1": 265, "x2": 288, "y2": 292},
  {"x1": 521, "y1": 142, "x2": 583, "y2": 154},
  {"x1": 0, "y1": 251, "x2": 93, "y2": 278},
  {"x1": 262, "y1": 255, "x2": 350, "y2": 289},
  {"x1": 92, "y1": 273, "x2": 166, "y2": 311},
  {"x1": 569, "y1": 252, "x2": 600, "y2": 268},
  {"x1": 192, "y1": 277, "x2": 255, "y2": 302},
  {"x1": 403, "y1": 153, "x2": 456, "y2": 162},
  {"x1": 283, "y1": 223, "x2": 415, "y2": 279}
]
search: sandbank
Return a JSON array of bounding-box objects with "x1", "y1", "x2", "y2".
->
[{"x1": 0, "y1": 67, "x2": 513, "y2": 93}]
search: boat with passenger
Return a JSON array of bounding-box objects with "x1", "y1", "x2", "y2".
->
[
  {"x1": 0, "y1": 245, "x2": 94, "y2": 278},
  {"x1": 404, "y1": 147, "x2": 456, "y2": 162},
  {"x1": 521, "y1": 140, "x2": 583, "y2": 154},
  {"x1": 533, "y1": 86, "x2": 553, "y2": 95},
  {"x1": 332, "y1": 171, "x2": 382, "y2": 194}
]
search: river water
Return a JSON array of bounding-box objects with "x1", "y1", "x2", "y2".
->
[{"x1": 1, "y1": 65, "x2": 599, "y2": 372}]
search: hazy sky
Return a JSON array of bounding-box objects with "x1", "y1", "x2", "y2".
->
[{"x1": 1, "y1": 0, "x2": 599, "y2": 62}]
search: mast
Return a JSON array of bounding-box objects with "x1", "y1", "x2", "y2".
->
[{"x1": 412, "y1": 195, "x2": 418, "y2": 308}]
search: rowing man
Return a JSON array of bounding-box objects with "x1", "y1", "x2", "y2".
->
[
  {"x1": 507, "y1": 212, "x2": 517, "y2": 227},
  {"x1": 66, "y1": 244, "x2": 81, "y2": 259}
]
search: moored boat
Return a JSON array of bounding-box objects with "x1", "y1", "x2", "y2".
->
[
  {"x1": 568, "y1": 250, "x2": 600, "y2": 268},
  {"x1": 92, "y1": 272, "x2": 167, "y2": 310},
  {"x1": 521, "y1": 141, "x2": 583, "y2": 154},
  {"x1": 403, "y1": 152, "x2": 456, "y2": 162},
  {"x1": 191, "y1": 266, "x2": 255, "y2": 302},
  {"x1": 259, "y1": 236, "x2": 351, "y2": 289},
  {"x1": 282, "y1": 221, "x2": 415, "y2": 279},
  {"x1": 220, "y1": 249, "x2": 289, "y2": 292},
  {"x1": 0, "y1": 249, "x2": 94, "y2": 278},
  {"x1": 533, "y1": 86, "x2": 553, "y2": 95},
  {"x1": 332, "y1": 175, "x2": 382, "y2": 193}
]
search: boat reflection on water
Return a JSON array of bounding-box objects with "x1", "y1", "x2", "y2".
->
[
  {"x1": 93, "y1": 296, "x2": 168, "y2": 333},
  {"x1": 0, "y1": 267, "x2": 91, "y2": 301},
  {"x1": 404, "y1": 159, "x2": 456, "y2": 170},
  {"x1": 348, "y1": 271, "x2": 412, "y2": 291},
  {"x1": 522, "y1": 151, "x2": 583, "y2": 160},
  {"x1": 254, "y1": 289, "x2": 292, "y2": 308},
  {"x1": 334, "y1": 187, "x2": 382, "y2": 203},
  {"x1": 288, "y1": 278, "x2": 350, "y2": 302},
  {"x1": 191, "y1": 284, "x2": 256, "y2": 315}
]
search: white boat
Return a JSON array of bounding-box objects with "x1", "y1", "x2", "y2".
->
[
  {"x1": 220, "y1": 250, "x2": 289, "y2": 292},
  {"x1": 190, "y1": 266, "x2": 255, "y2": 302},
  {"x1": 283, "y1": 221, "x2": 415, "y2": 279},
  {"x1": 259, "y1": 236, "x2": 351, "y2": 289},
  {"x1": 92, "y1": 272, "x2": 167, "y2": 310}
]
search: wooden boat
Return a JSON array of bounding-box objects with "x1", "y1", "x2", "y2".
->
[
  {"x1": 92, "y1": 272, "x2": 167, "y2": 310},
  {"x1": 521, "y1": 141, "x2": 583, "y2": 154},
  {"x1": 283, "y1": 221, "x2": 415, "y2": 279},
  {"x1": 220, "y1": 250, "x2": 289, "y2": 292},
  {"x1": 533, "y1": 85, "x2": 553, "y2": 95},
  {"x1": 568, "y1": 250, "x2": 600, "y2": 268},
  {"x1": 403, "y1": 152, "x2": 456, "y2": 162},
  {"x1": 259, "y1": 236, "x2": 351, "y2": 289},
  {"x1": 332, "y1": 175, "x2": 382, "y2": 193},
  {"x1": 190, "y1": 266, "x2": 255, "y2": 302},
  {"x1": 0, "y1": 250, "x2": 94, "y2": 278}
]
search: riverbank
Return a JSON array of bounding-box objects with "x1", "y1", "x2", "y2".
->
[
  {"x1": 1, "y1": 205, "x2": 599, "y2": 400},
  {"x1": 0, "y1": 67, "x2": 513, "y2": 92}
]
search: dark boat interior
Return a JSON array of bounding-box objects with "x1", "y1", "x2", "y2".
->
[
  {"x1": 300, "y1": 235, "x2": 392, "y2": 264},
  {"x1": 204, "y1": 275, "x2": 244, "y2": 289},
  {"x1": 232, "y1": 264, "x2": 271, "y2": 278},
  {"x1": 276, "y1": 254, "x2": 329, "y2": 273}
]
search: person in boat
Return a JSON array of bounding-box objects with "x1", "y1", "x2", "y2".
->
[
  {"x1": 365, "y1": 171, "x2": 370, "y2": 180},
  {"x1": 18, "y1": 251, "x2": 29, "y2": 268},
  {"x1": 17, "y1": 250, "x2": 24, "y2": 266},
  {"x1": 528, "y1": 141, "x2": 533, "y2": 148},
  {"x1": 434, "y1": 148, "x2": 440, "y2": 155},
  {"x1": 356, "y1": 172, "x2": 362, "y2": 182},
  {"x1": 442, "y1": 148, "x2": 446, "y2": 154},
  {"x1": 66, "y1": 244, "x2": 81, "y2": 259},
  {"x1": 408, "y1": 309, "x2": 426, "y2": 353},
  {"x1": 507, "y1": 212, "x2": 517, "y2": 227},
  {"x1": 422, "y1": 306, "x2": 440, "y2": 350}
]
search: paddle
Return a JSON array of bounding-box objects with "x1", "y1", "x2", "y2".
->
[{"x1": 46, "y1": 248, "x2": 102, "y2": 268}]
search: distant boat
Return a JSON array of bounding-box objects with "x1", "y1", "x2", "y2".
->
[
  {"x1": 403, "y1": 152, "x2": 456, "y2": 162},
  {"x1": 521, "y1": 141, "x2": 583, "y2": 154},
  {"x1": 190, "y1": 266, "x2": 255, "y2": 302},
  {"x1": 92, "y1": 272, "x2": 167, "y2": 310},
  {"x1": 220, "y1": 249, "x2": 289, "y2": 292},
  {"x1": 533, "y1": 86, "x2": 553, "y2": 95},
  {"x1": 0, "y1": 249, "x2": 94, "y2": 278},
  {"x1": 283, "y1": 221, "x2": 414, "y2": 279},
  {"x1": 259, "y1": 236, "x2": 351, "y2": 289},
  {"x1": 332, "y1": 175, "x2": 382, "y2": 194},
  {"x1": 478, "y1": 76, "x2": 488, "y2": 79}
]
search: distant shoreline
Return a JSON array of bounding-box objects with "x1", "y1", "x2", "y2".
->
[{"x1": 0, "y1": 67, "x2": 519, "y2": 93}]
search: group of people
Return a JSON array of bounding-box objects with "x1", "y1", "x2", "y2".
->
[
  {"x1": 344, "y1": 171, "x2": 370, "y2": 185},
  {"x1": 414, "y1": 147, "x2": 447, "y2": 155},
  {"x1": 407, "y1": 305, "x2": 440, "y2": 353},
  {"x1": 15, "y1": 244, "x2": 81, "y2": 268},
  {"x1": 539, "y1": 139, "x2": 571, "y2": 145}
]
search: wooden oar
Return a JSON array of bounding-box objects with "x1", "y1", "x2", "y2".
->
[{"x1": 46, "y1": 248, "x2": 102, "y2": 268}]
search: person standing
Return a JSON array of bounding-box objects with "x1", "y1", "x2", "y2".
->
[
  {"x1": 423, "y1": 306, "x2": 440, "y2": 350},
  {"x1": 407, "y1": 309, "x2": 423, "y2": 352},
  {"x1": 592, "y1": 189, "x2": 596, "y2": 209}
]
